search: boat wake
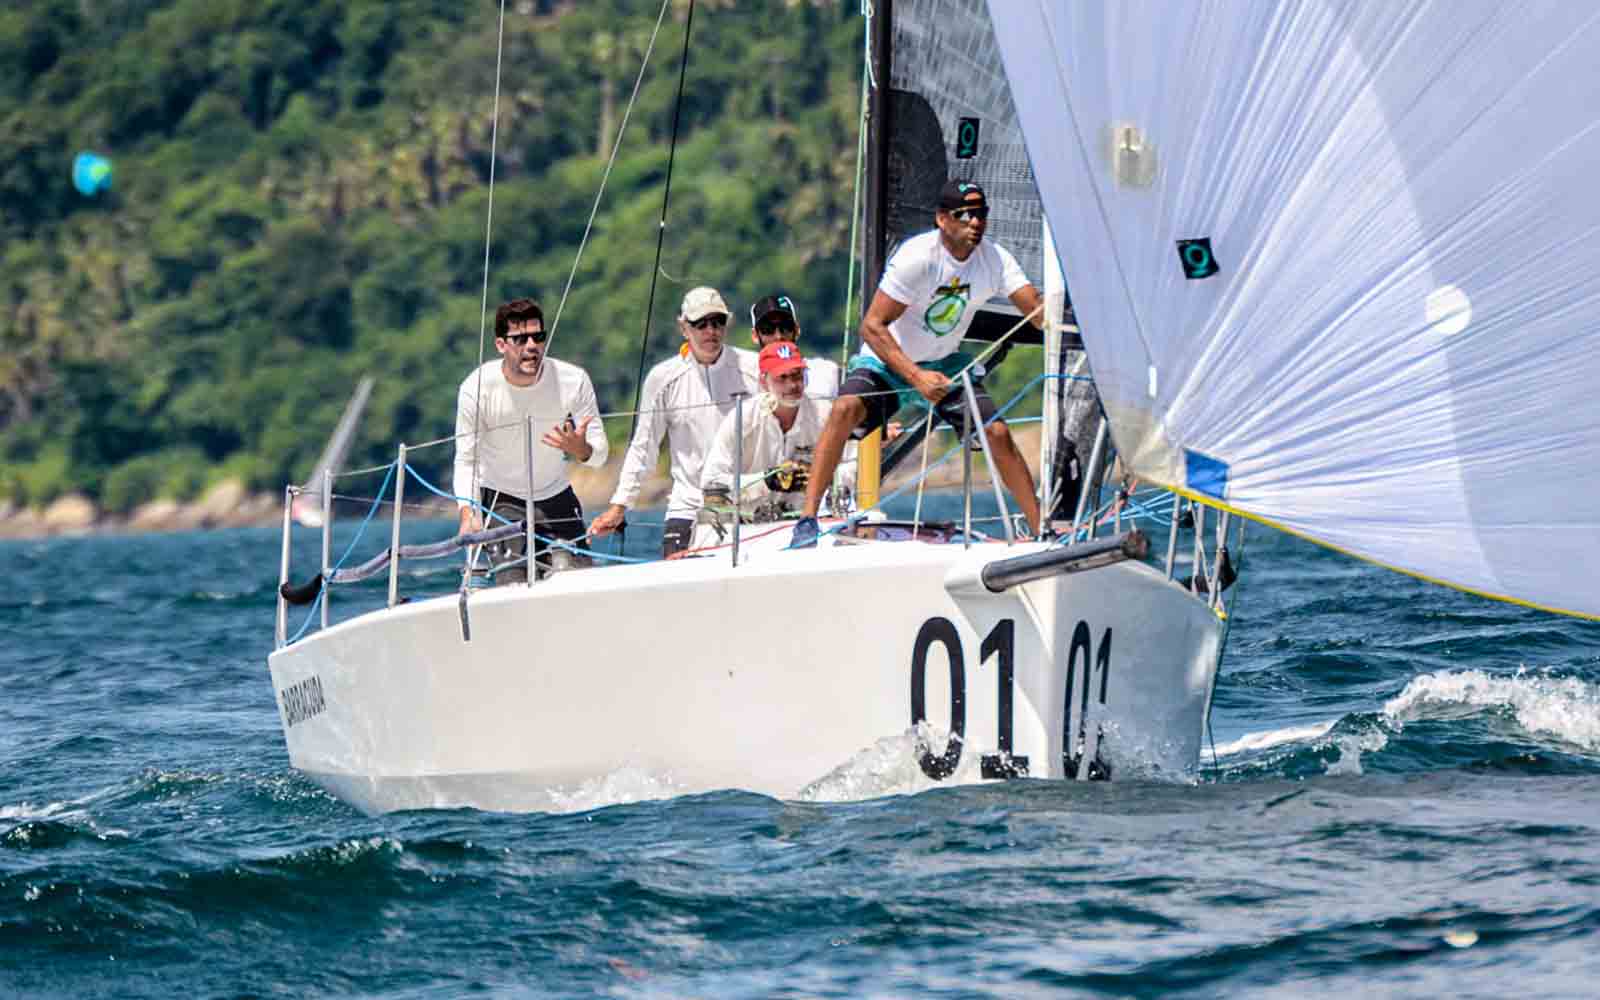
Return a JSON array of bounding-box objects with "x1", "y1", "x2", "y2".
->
[
  {"x1": 797, "y1": 723, "x2": 995, "y2": 803},
  {"x1": 539, "y1": 767, "x2": 692, "y2": 815}
]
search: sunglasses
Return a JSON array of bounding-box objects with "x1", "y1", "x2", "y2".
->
[
  {"x1": 756, "y1": 316, "x2": 797, "y2": 336},
  {"x1": 951, "y1": 206, "x2": 989, "y2": 222},
  {"x1": 500, "y1": 329, "x2": 547, "y2": 347},
  {"x1": 689, "y1": 314, "x2": 728, "y2": 330}
]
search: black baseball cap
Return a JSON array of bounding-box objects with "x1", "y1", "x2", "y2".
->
[
  {"x1": 750, "y1": 293, "x2": 800, "y2": 328},
  {"x1": 938, "y1": 179, "x2": 987, "y2": 211}
]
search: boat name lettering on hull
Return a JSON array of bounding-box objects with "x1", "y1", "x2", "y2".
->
[{"x1": 279, "y1": 675, "x2": 326, "y2": 727}]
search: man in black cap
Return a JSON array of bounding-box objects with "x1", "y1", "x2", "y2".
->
[
  {"x1": 791, "y1": 179, "x2": 1045, "y2": 545},
  {"x1": 742, "y1": 293, "x2": 842, "y2": 398}
]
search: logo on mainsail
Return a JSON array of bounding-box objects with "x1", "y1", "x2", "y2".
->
[
  {"x1": 1176, "y1": 238, "x2": 1220, "y2": 280},
  {"x1": 956, "y1": 117, "x2": 980, "y2": 158}
]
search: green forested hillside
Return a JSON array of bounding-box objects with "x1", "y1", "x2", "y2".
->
[{"x1": 1, "y1": 0, "x2": 879, "y2": 510}]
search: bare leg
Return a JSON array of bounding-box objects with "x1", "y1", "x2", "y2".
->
[
  {"x1": 985, "y1": 421, "x2": 1042, "y2": 534},
  {"x1": 803, "y1": 397, "x2": 867, "y2": 518}
]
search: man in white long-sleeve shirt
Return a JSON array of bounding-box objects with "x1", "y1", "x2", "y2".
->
[
  {"x1": 702, "y1": 341, "x2": 851, "y2": 521},
  {"x1": 454, "y1": 298, "x2": 609, "y2": 582},
  {"x1": 591, "y1": 286, "x2": 756, "y2": 557}
]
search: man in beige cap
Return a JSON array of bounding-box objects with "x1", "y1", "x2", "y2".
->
[{"x1": 592, "y1": 286, "x2": 757, "y2": 557}]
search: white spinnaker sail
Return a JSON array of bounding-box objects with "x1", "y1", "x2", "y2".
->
[{"x1": 989, "y1": 1, "x2": 1600, "y2": 618}]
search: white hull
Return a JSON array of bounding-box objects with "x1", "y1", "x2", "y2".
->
[{"x1": 268, "y1": 534, "x2": 1224, "y2": 814}]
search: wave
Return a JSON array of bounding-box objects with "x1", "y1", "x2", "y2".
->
[
  {"x1": 1213, "y1": 721, "x2": 1337, "y2": 757},
  {"x1": 1384, "y1": 669, "x2": 1600, "y2": 752},
  {"x1": 1209, "y1": 668, "x2": 1600, "y2": 781}
]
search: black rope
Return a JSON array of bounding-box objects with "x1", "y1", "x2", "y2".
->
[
  {"x1": 628, "y1": 0, "x2": 696, "y2": 437},
  {"x1": 619, "y1": 0, "x2": 695, "y2": 554}
]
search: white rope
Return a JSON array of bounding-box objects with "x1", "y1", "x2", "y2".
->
[
  {"x1": 545, "y1": 0, "x2": 673, "y2": 353},
  {"x1": 468, "y1": 0, "x2": 510, "y2": 520},
  {"x1": 910, "y1": 401, "x2": 934, "y2": 534}
]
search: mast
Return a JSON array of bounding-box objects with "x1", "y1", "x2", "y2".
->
[
  {"x1": 862, "y1": 0, "x2": 892, "y2": 309},
  {"x1": 855, "y1": 0, "x2": 893, "y2": 510}
]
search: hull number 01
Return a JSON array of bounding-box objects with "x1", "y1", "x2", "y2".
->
[{"x1": 910, "y1": 617, "x2": 1113, "y2": 781}]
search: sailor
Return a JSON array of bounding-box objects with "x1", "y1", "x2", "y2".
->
[
  {"x1": 591, "y1": 286, "x2": 757, "y2": 557},
  {"x1": 739, "y1": 293, "x2": 843, "y2": 399},
  {"x1": 454, "y1": 297, "x2": 609, "y2": 582},
  {"x1": 791, "y1": 179, "x2": 1045, "y2": 546},
  {"x1": 701, "y1": 341, "x2": 850, "y2": 523}
]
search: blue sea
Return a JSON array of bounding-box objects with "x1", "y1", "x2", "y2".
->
[{"x1": 4, "y1": 501, "x2": 1600, "y2": 998}]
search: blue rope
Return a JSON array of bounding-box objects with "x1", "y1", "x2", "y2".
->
[
  {"x1": 403, "y1": 463, "x2": 515, "y2": 525},
  {"x1": 285, "y1": 461, "x2": 396, "y2": 646},
  {"x1": 287, "y1": 590, "x2": 324, "y2": 644},
  {"x1": 794, "y1": 373, "x2": 1048, "y2": 547},
  {"x1": 331, "y1": 461, "x2": 395, "y2": 571},
  {"x1": 405, "y1": 462, "x2": 646, "y2": 564},
  {"x1": 530, "y1": 531, "x2": 646, "y2": 565}
]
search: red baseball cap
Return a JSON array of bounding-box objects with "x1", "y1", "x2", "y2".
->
[{"x1": 759, "y1": 341, "x2": 806, "y2": 376}]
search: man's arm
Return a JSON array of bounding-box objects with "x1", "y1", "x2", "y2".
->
[
  {"x1": 573, "y1": 370, "x2": 609, "y2": 467},
  {"x1": 593, "y1": 366, "x2": 670, "y2": 535},
  {"x1": 700, "y1": 406, "x2": 740, "y2": 500},
  {"x1": 858, "y1": 291, "x2": 949, "y2": 404},
  {"x1": 542, "y1": 368, "x2": 609, "y2": 465},
  {"x1": 1008, "y1": 283, "x2": 1046, "y2": 330}
]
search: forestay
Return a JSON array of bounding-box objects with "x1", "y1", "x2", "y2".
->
[{"x1": 989, "y1": 1, "x2": 1600, "y2": 618}]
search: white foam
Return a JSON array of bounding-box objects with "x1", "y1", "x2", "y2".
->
[
  {"x1": 1325, "y1": 728, "x2": 1389, "y2": 777},
  {"x1": 0, "y1": 800, "x2": 73, "y2": 822},
  {"x1": 1383, "y1": 669, "x2": 1600, "y2": 750},
  {"x1": 541, "y1": 767, "x2": 690, "y2": 814},
  {"x1": 1211, "y1": 720, "x2": 1338, "y2": 758},
  {"x1": 798, "y1": 723, "x2": 990, "y2": 803}
]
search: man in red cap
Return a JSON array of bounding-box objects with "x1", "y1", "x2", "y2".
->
[{"x1": 700, "y1": 340, "x2": 849, "y2": 518}]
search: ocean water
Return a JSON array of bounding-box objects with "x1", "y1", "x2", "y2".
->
[{"x1": 4, "y1": 505, "x2": 1600, "y2": 998}]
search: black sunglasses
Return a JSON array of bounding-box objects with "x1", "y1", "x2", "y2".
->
[
  {"x1": 500, "y1": 329, "x2": 547, "y2": 346},
  {"x1": 951, "y1": 205, "x2": 989, "y2": 222},
  {"x1": 689, "y1": 314, "x2": 728, "y2": 330},
  {"x1": 756, "y1": 316, "x2": 797, "y2": 336}
]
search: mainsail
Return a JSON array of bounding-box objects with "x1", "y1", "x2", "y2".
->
[{"x1": 989, "y1": 1, "x2": 1600, "y2": 618}]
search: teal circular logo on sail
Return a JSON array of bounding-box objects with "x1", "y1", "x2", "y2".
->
[{"x1": 923, "y1": 291, "x2": 968, "y2": 336}]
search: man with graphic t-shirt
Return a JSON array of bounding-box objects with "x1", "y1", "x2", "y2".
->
[{"x1": 791, "y1": 179, "x2": 1045, "y2": 546}]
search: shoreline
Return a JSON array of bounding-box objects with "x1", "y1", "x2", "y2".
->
[{"x1": 0, "y1": 427, "x2": 1042, "y2": 541}]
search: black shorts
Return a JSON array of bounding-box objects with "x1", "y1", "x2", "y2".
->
[
  {"x1": 481, "y1": 486, "x2": 590, "y2": 581},
  {"x1": 838, "y1": 365, "x2": 1000, "y2": 437},
  {"x1": 661, "y1": 517, "x2": 694, "y2": 559}
]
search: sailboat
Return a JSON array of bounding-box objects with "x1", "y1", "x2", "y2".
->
[
  {"x1": 263, "y1": 2, "x2": 1242, "y2": 815},
  {"x1": 290, "y1": 376, "x2": 375, "y2": 529}
]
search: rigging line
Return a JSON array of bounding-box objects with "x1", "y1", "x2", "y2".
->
[
  {"x1": 1034, "y1": 3, "x2": 1158, "y2": 371},
  {"x1": 627, "y1": 0, "x2": 697, "y2": 442},
  {"x1": 950, "y1": 303, "x2": 1043, "y2": 382},
  {"x1": 468, "y1": 0, "x2": 510, "y2": 520},
  {"x1": 840, "y1": 5, "x2": 872, "y2": 367},
  {"x1": 545, "y1": 0, "x2": 674, "y2": 351}
]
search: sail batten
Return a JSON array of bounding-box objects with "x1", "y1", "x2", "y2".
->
[{"x1": 990, "y1": 0, "x2": 1600, "y2": 618}]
